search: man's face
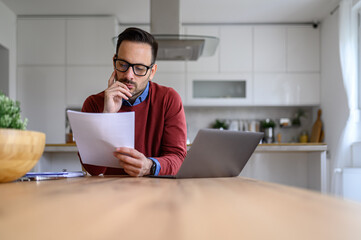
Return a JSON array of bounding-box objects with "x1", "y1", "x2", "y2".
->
[{"x1": 113, "y1": 40, "x2": 157, "y2": 101}]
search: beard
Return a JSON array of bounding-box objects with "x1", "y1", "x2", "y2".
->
[{"x1": 117, "y1": 76, "x2": 150, "y2": 101}]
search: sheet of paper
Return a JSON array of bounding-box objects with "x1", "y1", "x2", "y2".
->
[{"x1": 67, "y1": 110, "x2": 134, "y2": 168}]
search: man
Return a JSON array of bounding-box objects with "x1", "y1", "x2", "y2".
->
[{"x1": 81, "y1": 27, "x2": 187, "y2": 177}]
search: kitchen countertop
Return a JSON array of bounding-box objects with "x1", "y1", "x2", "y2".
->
[
  {"x1": 0, "y1": 176, "x2": 360, "y2": 239},
  {"x1": 256, "y1": 142, "x2": 327, "y2": 152},
  {"x1": 44, "y1": 143, "x2": 78, "y2": 152},
  {"x1": 42, "y1": 142, "x2": 328, "y2": 193},
  {"x1": 44, "y1": 143, "x2": 327, "y2": 152}
]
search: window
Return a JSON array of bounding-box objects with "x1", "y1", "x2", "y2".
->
[{"x1": 359, "y1": 11, "x2": 361, "y2": 109}]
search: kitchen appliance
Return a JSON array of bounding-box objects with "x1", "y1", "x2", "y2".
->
[
  {"x1": 264, "y1": 127, "x2": 274, "y2": 143},
  {"x1": 150, "y1": 0, "x2": 219, "y2": 60},
  {"x1": 261, "y1": 118, "x2": 275, "y2": 143}
]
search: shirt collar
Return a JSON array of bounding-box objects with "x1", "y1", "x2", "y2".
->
[{"x1": 122, "y1": 82, "x2": 150, "y2": 106}]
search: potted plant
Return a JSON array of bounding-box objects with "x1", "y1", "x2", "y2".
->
[
  {"x1": 0, "y1": 92, "x2": 46, "y2": 182},
  {"x1": 291, "y1": 109, "x2": 307, "y2": 127},
  {"x1": 0, "y1": 93, "x2": 28, "y2": 129},
  {"x1": 211, "y1": 119, "x2": 229, "y2": 130},
  {"x1": 260, "y1": 118, "x2": 276, "y2": 129}
]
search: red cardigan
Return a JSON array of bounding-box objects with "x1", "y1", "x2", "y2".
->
[{"x1": 80, "y1": 81, "x2": 187, "y2": 176}]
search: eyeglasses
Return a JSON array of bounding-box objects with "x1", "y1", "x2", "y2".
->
[{"x1": 113, "y1": 58, "x2": 154, "y2": 77}]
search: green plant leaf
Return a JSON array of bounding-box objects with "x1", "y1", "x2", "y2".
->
[
  {"x1": 261, "y1": 119, "x2": 276, "y2": 128},
  {"x1": 0, "y1": 92, "x2": 27, "y2": 130}
]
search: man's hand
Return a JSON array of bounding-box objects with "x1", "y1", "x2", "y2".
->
[
  {"x1": 103, "y1": 71, "x2": 133, "y2": 113},
  {"x1": 113, "y1": 147, "x2": 153, "y2": 177}
]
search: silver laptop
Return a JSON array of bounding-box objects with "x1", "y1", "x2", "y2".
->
[{"x1": 153, "y1": 128, "x2": 263, "y2": 179}]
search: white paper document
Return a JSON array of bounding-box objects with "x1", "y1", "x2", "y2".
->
[{"x1": 67, "y1": 110, "x2": 134, "y2": 168}]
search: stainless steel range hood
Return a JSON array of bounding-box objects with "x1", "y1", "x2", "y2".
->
[{"x1": 151, "y1": 0, "x2": 219, "y2": 61}]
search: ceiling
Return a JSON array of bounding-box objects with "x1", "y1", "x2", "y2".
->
[{"x1": 1, "y1": 0, "x2": 340, "y2": 24}]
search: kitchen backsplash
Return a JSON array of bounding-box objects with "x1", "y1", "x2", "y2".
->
[{"x1": 184, "y1": 106, "x2": 315, "y2": 143}]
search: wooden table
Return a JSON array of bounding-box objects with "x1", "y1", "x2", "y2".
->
[{"x1": 0, "y1": 176, "x2": 361, "y2": 240}]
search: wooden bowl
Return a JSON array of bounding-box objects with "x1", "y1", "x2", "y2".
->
[{"x1": 0, "y1": 129, "x2": 46, "y2": 183}]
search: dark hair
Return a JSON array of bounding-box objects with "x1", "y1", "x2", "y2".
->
[{"x1": 116, "y1": 27, "x2": 158, "y2": 64}]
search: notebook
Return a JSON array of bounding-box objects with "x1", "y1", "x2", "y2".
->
[
  {"x1": 152, "y1": 128, "x2": 263, "y2": 179},
  {"x1": 18, "y1": 171, "x2": 86, "y2": 181}
]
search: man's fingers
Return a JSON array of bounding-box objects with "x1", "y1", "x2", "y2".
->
[
  {"x1": 113, "y1": 151, "x2": 141, "y2": 168},
  {"x1": 106, "y1": 82, "x2": 133, "y2": 99},
  {"x1": 107, "y1": 82, "x2": 132, "y2": 98},
  {"x1": 113, "y1": 147, "x2": 149, "y2": 177},
  {"x1": 123, "y1": 165, "x2": 141, "y2": 176},
  {"x1": 115, "y1": 147, "x2": 143, "y2": 159},
  {"x1": 124, "y1": 168, "x2": 140, "y2": 177},
  {"x1": 106, "y1": 88, "x2": 130, "y2": 100},
  {"x1": 114, "y1": 82, "x2": 132, "y2": 98}
]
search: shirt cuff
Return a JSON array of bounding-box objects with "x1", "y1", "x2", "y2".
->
[{"x1": 149, "y1": 157, "x2": 161, "y2": 176}]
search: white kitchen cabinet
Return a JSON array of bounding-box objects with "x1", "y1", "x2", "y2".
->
[
  {"x1": 66, "y1": 66, "x2": 112, "y2": 107},
  {"x1": 254, "y1": 25, "x2": 319, "y2": 73},
  {"x1": 186, "y1": 73, "x2": 253, "y2": 106},
  {"x1": 220, "y1": 26, "x2": 253, "y2": 72},
  {"x1": 152, "y1": 72, "x2": 186, "y2": 103},
  {"x1": 17, "y1": 17, "x2": 117, "y2": 144},
  {"x1": 254, "y1": 26, "x2": 286, "y2": 72},
  {"x1": 184, "y1": 26, "x2": 220, "y2": 73},
  {"x1": 253, "y1": 73, "x2": 320, "y2": 106},
  {"x1": 253, "y1": 25, "x2": 320, "y2": 106},
  {"x1": 287, "y1": 26, "x2": 320, "y2": 72},
  {"x1": 242, "y1": 144, "x2": 328, "y2": 192},
  {"x1": 17, "y1": 66, "x2": 66, "y2": 143},
  {"x1": 66, "y1": 17, "x2": 117, "y2": 65},
  {"x1": 17, "y1": 19, "x2": 66, "y2": 65}
]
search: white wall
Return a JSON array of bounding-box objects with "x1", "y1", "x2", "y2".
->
[
  {"x1": 0, "y1": 1, "x2": 16, "y2": 99},
  {"x1": 320, "y1": 10, "x2": 349, "y2": 192},
  {"x1": 0, "y1": 44, "x2": 9, "y2": 95}
]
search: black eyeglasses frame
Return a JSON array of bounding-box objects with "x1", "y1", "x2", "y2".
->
[{"x1": 113, "y1": 58, "x2": 154, "y2": 77}]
